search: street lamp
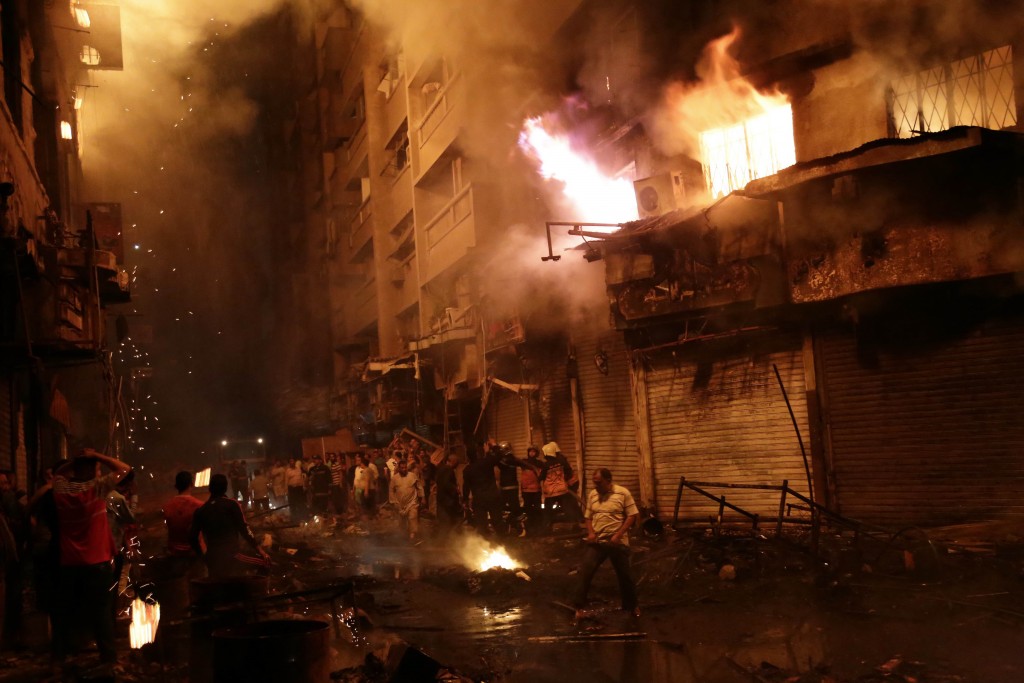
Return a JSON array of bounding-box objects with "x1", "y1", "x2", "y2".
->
[
  {"x1": 257, "y1": 437, "x2": 264, "y2": 444},
  {"x1": 221, "y1": 439, "x2": 228, "y2": 447}
]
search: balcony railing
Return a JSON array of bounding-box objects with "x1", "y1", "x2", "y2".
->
[
  {"x1": 424, "y1": 184, "x2": 473, "y2": 249},
  {"x1": 349, "y1": 197, "x2": 373, "y2": 251},
  {"x1": 416, "y1": 72, "x2": 460, "y2": 148}
]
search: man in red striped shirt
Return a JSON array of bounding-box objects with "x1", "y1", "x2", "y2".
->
[
  {"x1": 163, "y1": 471, "x2": 203, "y2": 558},
  {"x1": 51, "y1": 448, "x2": 132, "y2": 669}
]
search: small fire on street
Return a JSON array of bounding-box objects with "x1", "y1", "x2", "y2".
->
[
  {"x1": 457, "y1": 534, "x2": 525, "y2": 572},
  {"x1": 476, "y1": 546, "x2": 521, "y2": 572},
  {"x1": 128, "y1": 597, "x2": 160, "y2": 650}
]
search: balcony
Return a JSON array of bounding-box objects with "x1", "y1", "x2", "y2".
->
[
  {"x1": 394, "y1": 255, "x2": 419, "y2": 312},
  {"x1": 387, "y1": 167, "x2": 414, "y2": 225},
  {"x1": 414, "y1": 73, "x2": 463, "y2": 176},
  {"x1": 350, "y1": 278, "x2": 379, "y2": 334},
  {"x1": 422, "y1": 185, "x2": 474, "y2": 283},
  {"x1": 382, "y1": 84, "x2": 408, "y2": 144},
  {"x1": 348, "y1": 197, "x2": 373, "y2": 256},
  {"x1": 336, "y1": 121, "x2": 368, "y2": 183}
]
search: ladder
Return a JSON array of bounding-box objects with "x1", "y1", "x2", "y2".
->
[{"x1": 443, "y1": 389, "x2": 463, "y2": 452}]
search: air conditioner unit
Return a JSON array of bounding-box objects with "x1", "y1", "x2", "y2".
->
[{"x1": 633, "y1": 172, "x2": 687, "y2": 219}]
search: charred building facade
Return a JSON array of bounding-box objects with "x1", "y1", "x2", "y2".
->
[
  {"x1": 283, "y1": 0, "x2": 1024, "y2": 532},
  {"x1": 0, "y1": 2, "x2": 128, "y2": 489}
]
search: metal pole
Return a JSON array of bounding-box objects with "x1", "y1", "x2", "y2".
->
[{"x1": 772, "y1": 364, "x2": 814, "y2": 506}]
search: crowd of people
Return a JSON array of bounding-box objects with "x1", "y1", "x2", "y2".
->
[
  {"x1": 0, "y1": 436, "x2": 639, "y2": 674},
  {"x1": 216, "y1": 437, "x2": 598, "y2": 542}
]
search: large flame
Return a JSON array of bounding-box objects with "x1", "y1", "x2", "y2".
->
[
  {"x1": 660, "y1": 27, "x2": 796, "y2": 199},
  {"x1": 518, "y1": 117, "x2": 639, "y2": 225},
  {"x1": 129, "y1": 597, "x2": 160, "y2": 649}
]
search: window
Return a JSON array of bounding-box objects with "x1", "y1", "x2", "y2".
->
[
  {"x1": 377, "y1": 51, "x2": 404, "y2": 99},
  {"x1": 382, "y1": 123, "x2": 410, "y2": 177},
  {"x1": 80, "y1": 45, "x2": 101, "y2": 66},
  {"x1": 890, "y1": 45, "x2": 1017, "y2": 138},
  {"x1": 699, "y1": 104, "x2": 796, "y2": 198},
  {"x1": 70, "y1": 1, "x2": 91, "y2": 28}
]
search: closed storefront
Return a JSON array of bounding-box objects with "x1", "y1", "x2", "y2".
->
[
  {"x1": 536, "y1": 364, "x2": 578, "y2": 460},
  {"x1": 576, "y1": 329, "x2": 639, "y2": 500},
  {"x1": 645, "y1": 335, "x2": 812, "y2": 522},
  {"x1": 486, "y1": 389, "x2": 530, "y2": 456},
  {"x1": 818, "y1": 312, "x2": 1024, "y2": 527}
]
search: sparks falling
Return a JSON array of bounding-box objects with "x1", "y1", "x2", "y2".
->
[{"x1": 518, "y1": 117, "x2": 639, "y2": 224}]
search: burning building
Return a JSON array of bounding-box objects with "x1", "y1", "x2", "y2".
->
[
  {"x1": 276, "y1": 0, "x2": 1024, "y2": 533},
  {"x1": 0, "y1": 2, "x2": 129, "y2": 486}
]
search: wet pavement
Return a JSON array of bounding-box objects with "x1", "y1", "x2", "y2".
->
[
  {"x1": 2, "y1": 510, "x2": 1023, "y2": 682},
  {"x1": 272, "y1": 516, "x2": 1024, "y2": 682}
]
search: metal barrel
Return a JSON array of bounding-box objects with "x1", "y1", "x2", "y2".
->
[{"x1": 189, "y1": 576, "x2": 269, "y2": 683}]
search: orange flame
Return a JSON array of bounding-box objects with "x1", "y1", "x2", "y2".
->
[
  {"x1": 129, "y1": 597, "x2": 160, "y2": 649},
  {"x1": 659, "y1": 27, "x2": 795, "y2": 199},
  {"x1": 456, "y1": 534, "x2": 524, "y2": 571},
  {"x1": 518, "y1": 116, "x2": 639, "y2": 224}
]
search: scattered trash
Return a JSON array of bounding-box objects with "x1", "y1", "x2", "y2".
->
[{"x1": 718, "y1": 564, "x2": 737, "y2": 581}]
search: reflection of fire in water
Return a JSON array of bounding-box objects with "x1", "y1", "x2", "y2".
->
[
  {"x1": 518, "y1": 116, "x2": 639, "y2": 225},
  {"x1": 129, "y1": 597, "x2": 160, "y2": 649},
  {"x1": 662, "y1": 27, "x2": 796, "y2": 199}
]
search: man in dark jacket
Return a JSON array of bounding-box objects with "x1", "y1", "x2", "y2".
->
[
  {"x1": 462, "y1": 445, "x2": 505, "y2": 535},
  {"x1": 190, "y1": 474, "x2": 269, "y2": 578},
  {"x1": 307, "y1": 455, "x2": 333, "y2": 516},
  {"x1": 434, "y1": 452, "x2": 462, "y2": 540}
]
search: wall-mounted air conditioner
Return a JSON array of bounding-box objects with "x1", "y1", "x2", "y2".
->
[{"x1": 633, "y1": 171, "x2": 687, "y2": 219}]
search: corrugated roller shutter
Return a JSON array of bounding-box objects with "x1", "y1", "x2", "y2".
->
[
  {"x1": 577, "y1": 330, "x2": 639, "y2": 499},
  {"x1": 536, "y1": 364, "x2": 578, "y2": 460},
  {"x1": 820, "y1": 317, "x2": 1024, "y2": 527},
  {"x1": 487, "y1": 390, "x2": 529, "y2": 456},
  {"x1": 0, "y1": 376, "x2": 11, "y2": 472},
  {"x1": 647, "y1": 343, "x2": 812, "y2": 522}
]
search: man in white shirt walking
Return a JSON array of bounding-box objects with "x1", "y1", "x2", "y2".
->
[{"x1": 573, "y1": 468, "x2": 640, "y2": 619}]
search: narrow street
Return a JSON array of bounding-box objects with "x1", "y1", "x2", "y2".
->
[{"x1": 4, "y1": 1, "x2": 1024, "y2": 681}]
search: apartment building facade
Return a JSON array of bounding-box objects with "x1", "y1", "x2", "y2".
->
[
  {"x1": 0, "y1": 2, "x2": 129, "y2": 488},
  {"x1": 295, "y1": 1, "x2": 1024, "y2": 530}
]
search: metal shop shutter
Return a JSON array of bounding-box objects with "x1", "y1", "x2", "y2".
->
[
  {"x1": 820, "y1": 318, "x2": 1024, "y2": 527},
  {"x1": 536, "y1": 365, "x2": 578, "y2": 461},
  {"x1": 647, "y1": 345, "x2": 812, "y2": 522},
  {"x1": 486, "y1": 390, "x2": 530, "y2": 456},
  {"x1": 577, "y1": 331, "x2": 639, "y2": 500}
]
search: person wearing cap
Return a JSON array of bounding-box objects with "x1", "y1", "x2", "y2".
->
[
  {"x1": 574, "y1": 468, "x2": 640, "y2": 619},
  {"x1": 540, "y1": 441, "x2": 583, "y2": 531}
]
